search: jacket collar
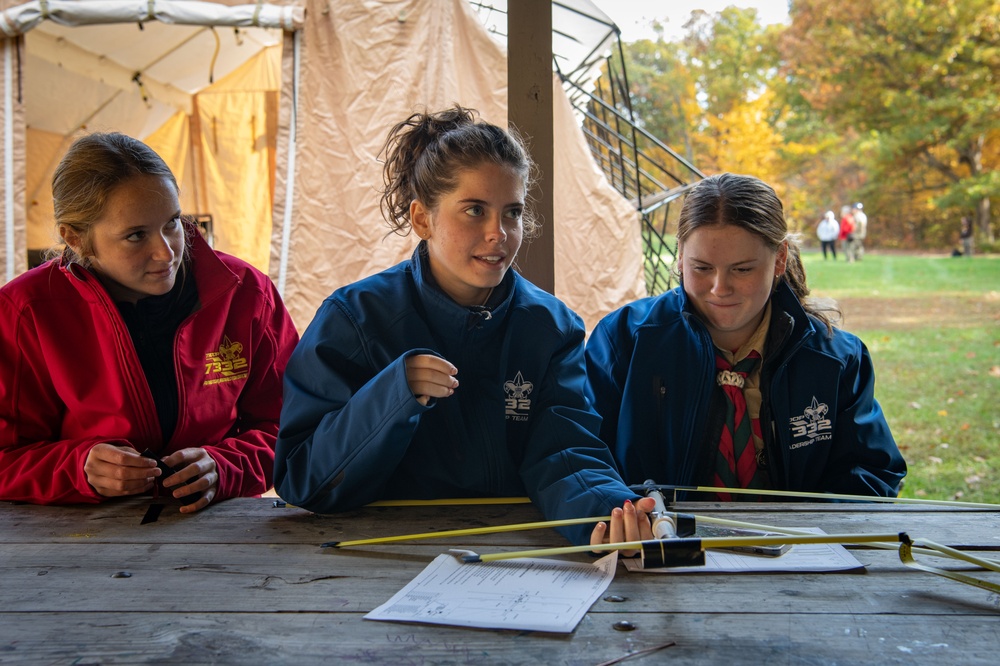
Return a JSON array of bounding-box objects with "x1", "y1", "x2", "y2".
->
[
  {"x1": 409, "y1": 242, "x2": 514, "y2": 341},
  {"x1": 184, "y1": 224, "x2": 240, "y2": 307}
]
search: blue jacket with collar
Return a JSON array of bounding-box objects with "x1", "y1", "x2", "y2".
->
[
  {"x1": 584, "y1": 282, "x2": 906, "y2": 499},
  {"x1": 275, "y1": 246, "x2": 638, "y2": 543}
]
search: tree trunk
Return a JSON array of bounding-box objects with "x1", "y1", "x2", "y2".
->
[
  {"x1": 976, "y1": 197, "x2": 993, "y2": 244},
  {"x1": 965, "y1": 134, "x2": 993, "y2": 243}
]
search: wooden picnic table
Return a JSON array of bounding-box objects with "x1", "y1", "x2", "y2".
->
[{"x1": 1, "y1": 497, "x2": 997, "y2": 665}]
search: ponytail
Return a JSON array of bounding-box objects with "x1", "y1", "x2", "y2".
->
[
  {"x1": 781, "y1": 236, "x2": 840, "y2": 334},
  {"x1": 379, "y1": 105, "x2": 538, "y2": 237}
]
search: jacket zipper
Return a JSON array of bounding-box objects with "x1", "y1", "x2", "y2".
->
[
  {"x1": 762, "y1": 326, "x2": 810, "y2": 488},
  {"x1": 85, "y1": 276, "x2": 162, "y2": 446}
]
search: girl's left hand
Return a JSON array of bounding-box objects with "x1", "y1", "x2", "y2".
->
[
  {"x1": 160, "y1": 448, "x2": 219, "y2": 513},
  {"x1": 590, "y1": 497, "x2": 656, "y2": 556}
]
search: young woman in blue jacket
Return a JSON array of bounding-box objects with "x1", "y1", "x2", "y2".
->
[
  {"x1": 275, "y1": 106, "x2": 652, "y2": 545},
  {"x1": 585, "y1": 173, "x2": 906, "y2": 501}
]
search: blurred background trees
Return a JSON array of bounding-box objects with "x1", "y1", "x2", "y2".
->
[{"x1": 610, "y1": 0, "x2": 998, "y2": 250}]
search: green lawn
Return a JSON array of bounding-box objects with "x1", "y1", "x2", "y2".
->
[
  {"x1": 803, "y1": 251, "x2": 999, "y2": 297},
  {"x1": 802, "y1": 251, "x2": 999, "y2": 504}
]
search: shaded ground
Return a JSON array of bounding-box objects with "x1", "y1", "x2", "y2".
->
[{"x1": 836, "y1": 292, "x2": 1000, "y2": 332}]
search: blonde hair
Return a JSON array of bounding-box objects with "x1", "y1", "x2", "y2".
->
[{"x1": 49, "y1": 132, "x2": 179, "y2": 264}]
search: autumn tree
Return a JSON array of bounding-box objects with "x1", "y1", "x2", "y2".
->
[
  {"x1": 608, "y1": 9, "x2": 789, "y2": 189},
  {"x1": 615, "y1": 36, "x2": 700, "y2": 165},
  {"x1": 780, "y1": 0, "x2": 999, "y2": 244},
  {"x1": 590, "y1": 1, "x2": 996, "y2": 248}
]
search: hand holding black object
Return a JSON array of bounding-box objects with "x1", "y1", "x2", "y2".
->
[{"x1": 140, "y1": 449, "x2": 201, "y2": 506}]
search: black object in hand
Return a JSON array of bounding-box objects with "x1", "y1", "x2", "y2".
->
[{"x1": 140, "y1": 449, "x2": 201, "y2": 505}]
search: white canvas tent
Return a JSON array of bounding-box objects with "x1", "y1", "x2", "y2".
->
[
  {"x1": 0, "y1": 0, "x2": 643, "y2": 332},
  {"x1": 1, "y1": 0, "x2": 300, "y2": 274}
]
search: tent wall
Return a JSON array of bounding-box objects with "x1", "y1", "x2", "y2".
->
[
  {"x1": 551, "y1": 74, "x2": 644, "y2": 325},
  {"x1": 19, "y1": 43, "x2": 280, "y2": 272},
  {"x1": 270, "y1": 0, "x2": 509, "y2": 332},
  {"x1": 273, "y1": 0, "x2": 643, "y2": 332},
  {"x1": 162, "y1": 46, "x2": 281, "y2": 271},
  {"x1": 2, "y1": 0, "x2": 290, "y2": 275},
  {"x1": 24, "y1": 128, "x2": 63, "y2": 250}
]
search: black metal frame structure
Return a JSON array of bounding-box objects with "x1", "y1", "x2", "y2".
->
[{"x1": 559, "y1": 38, "x2": 705, "y2": 295}]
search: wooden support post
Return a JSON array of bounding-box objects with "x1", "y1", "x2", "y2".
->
[{"x1": 507, "y1": 0, "x2": 554, "y2": 294}]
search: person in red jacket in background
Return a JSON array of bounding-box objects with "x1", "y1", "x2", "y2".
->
[
  {"x1": 0, "y1": 132, "x2": 299, "y2": 512},
  {"x1": 839, "y1": 205, "x2": 856, "y2": 262}
]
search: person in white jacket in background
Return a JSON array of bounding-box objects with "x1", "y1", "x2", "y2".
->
[{"x1": 816, "y1": 210, "x2": 840, "y2": 260}]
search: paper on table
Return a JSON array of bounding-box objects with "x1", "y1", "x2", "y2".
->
[
  {"x1": 365, "y1": 551, "x2": 618, "y2": 633},
  {"x1": 623, "y1": 527, "x2": 865, "y2": 574}
]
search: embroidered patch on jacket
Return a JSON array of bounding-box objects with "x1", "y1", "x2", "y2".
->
[
  {"x1": 203, "y1": 335, "x2": 249, "y2": 386},
  {"x1": 503, "y1": 371, "x2": 533, "y2": 422},
  {"x1": 788, "y1": 396, "x2": 832, "y2": 450}
]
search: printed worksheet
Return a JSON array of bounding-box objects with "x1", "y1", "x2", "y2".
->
[
  {"x1": 365, "y1": 551, "x2": 618, "y2": 633},
  {"x1": 623, "y1": 526, "x2": 865, "y2": 573}
]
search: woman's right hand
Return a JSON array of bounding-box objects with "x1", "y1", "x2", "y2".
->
[
  {"x1": 404, "y1": 354, "x2": 459, "y2": 406},
  {"x1": 590, "y1": 497, "x2": 656, "y2": 556},
  {"x1": 84, "y1": 443, "x2": 159, "y2": 497}
]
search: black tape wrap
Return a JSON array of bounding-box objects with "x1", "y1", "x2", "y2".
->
[
  {"x1": 675, "y1": 513, "x2": 697, "y2": 537},
  {"x1": 640, "y1": 538, "x2": 705, "y2": 569}
]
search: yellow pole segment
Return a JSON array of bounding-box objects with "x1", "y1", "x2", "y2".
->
[
  {"x1": 465, "y1": 532, "x2": 905, "y2": 563},
  {"x1": 689, "y1": 486, "x2": 1000, "y2": 509},
  {"x1": 324, "y1": 515, "x2": 612, "y2": 548}
]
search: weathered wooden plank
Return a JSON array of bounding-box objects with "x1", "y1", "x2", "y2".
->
[
  {"x1": 0, "y1": 499, "x2": 555, "y2": 546},
  {"x1": 1, "y1": 611, "x2": 996, "y2": 666},
  {"x1": 1, "y1": 544, "x2": 996, "y2": 616},
  {"x1": 1, "y1": 500, "x2": 997, "y2": 665},
  {"x1": 2, "y1": 499, "x2": 997, "y2": 548}
]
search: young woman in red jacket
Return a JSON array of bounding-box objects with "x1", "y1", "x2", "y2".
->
[{"x1": 0, "y1": 133, "x2": 299, "y2": 512}]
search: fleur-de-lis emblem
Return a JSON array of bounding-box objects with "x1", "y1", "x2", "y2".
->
[
  {"x1": 504, "y1": 371, "x2": 533, "y2": 399},
  {"x1": 218, "y1": 335, "x2": 244, "y2": 362},
  {"x1": 803, "y1": 396, "x2": 828, "y2": 422}
]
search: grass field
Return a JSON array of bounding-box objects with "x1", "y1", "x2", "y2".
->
[{"x1": 802, "y1": 251, "x2": 999, "y2": 504}]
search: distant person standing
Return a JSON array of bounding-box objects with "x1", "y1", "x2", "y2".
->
[
  {"x1": 852, "y1": 203, "x2": 868, "y2": 260},
  {"x1": 816, "y1": 211, "x2": 840, "y2": 260},
  {"x1": 839, "y1": 206, "x2": 856, "y2": 262},
  {"x1": 960, "y1": 216, "x2": 974, "y2": 257}
]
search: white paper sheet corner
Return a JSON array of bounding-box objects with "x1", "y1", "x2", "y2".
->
[{"x1": 364, "y1": 550, "x2": 619, "y2": 633}]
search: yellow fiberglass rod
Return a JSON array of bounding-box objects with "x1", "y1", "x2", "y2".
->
[
  {"x1": 321, "y1": 514, "x2": 612, "y2": 548},
  {"x1": 460, "y1": 532, "x2": 907, "y2": 563},
  {"x1": 679, "y1": 485, "x2": 1000, "y2": 509}
]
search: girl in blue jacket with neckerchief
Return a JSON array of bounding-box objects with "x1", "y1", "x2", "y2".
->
[
  {"x1": 585, "y1": 173, "x2": 906, "y2": 502},
  {"x1": 275, "y1": 106, "x2": 652, "y2": 546}
]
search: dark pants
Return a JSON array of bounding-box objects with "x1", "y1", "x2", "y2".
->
[{"x1": 821, "y1": 240, "x2": 837, "y2": 259}]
